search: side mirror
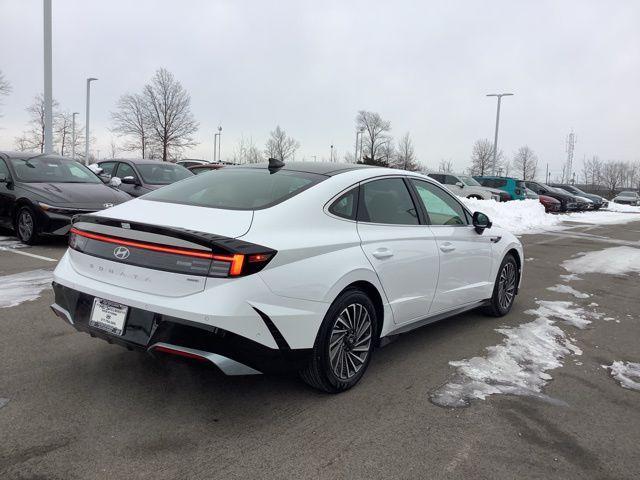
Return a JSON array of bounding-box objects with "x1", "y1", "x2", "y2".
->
[
  {"x1": 455, "y1": 181, "x2": 464, "y2": 188},
  {"x1": 0, "y1": 173, "x2": 7, "y2": 183},
  {"x1": 472, "y1": 211, "x2": 492, "y2": 234},
  {"x1": 121, "y1": 175, "x2": 139, "y2": 185}
]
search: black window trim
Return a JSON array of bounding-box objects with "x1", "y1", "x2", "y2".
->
[
  {"x1": 114, "y1": 161, "x2": 140, "y2": 181},
  {"x1": 325, "y1": 184, "x2": 360, "y2": 222},
  {"x1": 406, "y1": 176, "x2": 472, "y2": 227}
]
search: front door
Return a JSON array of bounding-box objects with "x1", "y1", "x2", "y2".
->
[
  {"x1": 409, "y1": 179, "x2": 494, "y2": 313},
  {"x1": 356, "y1": 177, "x2": 439, "y2": 324}
]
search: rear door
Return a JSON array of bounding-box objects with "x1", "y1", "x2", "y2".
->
[
  {"x1": 356, "y1": 177, "x2": 439, "y2": 324},
  {"x1": 409, "y1": 179, "x2": 494, "y2": 313}
]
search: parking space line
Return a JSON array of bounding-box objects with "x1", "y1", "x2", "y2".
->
[{"x1": 0, "y1": 247, "x2": 59, "y2": 262}]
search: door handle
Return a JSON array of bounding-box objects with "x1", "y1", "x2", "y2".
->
[
  {"x1": 372, "y1": 248, "x2": 394, "y2": 259},
  {"x1": 440, "y1": 242, "x2": 455, "y2": 253}
]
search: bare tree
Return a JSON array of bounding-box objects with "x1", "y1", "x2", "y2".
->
[
  {"x1": 232, "y1": 135, "x2": 262, "y2": 164},
  {"x1": 356, "y1": 110, "x2": 391, "y2": 166},
  {"x1": 379, "y1": 140, "x2": 395, "y2": 167},
  {"x1": 111, "y1": 93, "x2": 151, "y2": 158},
  {"x1": 0, "y1": 69, "x2": 11, "y2": 118},
  {"x1": 14, "y1": 135, "x2": 31, "y2": 151},
  {"x1": 143, "y1": 68, "x2": 199, "y2": 161},
  {"x1": 438, "y1": 159, "x2": 454, "y2": 173},
  {"x1": 109, "y1": 138, "x2": 119, "y2": 159},
  {"x1": 394, "y1": 132, "x2": 420, "y2": 171},
  {"x1": 55, "y1": 111, "x2": 74, "y2": 156},
  {"x1": 264, "y1": 126, "x2": 300, "y2": 161},
  {"x1": 470, "y1": 139, "x2": 502, "y2": 176},
  {"x1": 512, "y1": 145, "x2": 538, "y2": 180},
  {"x1": 16, "y1": 94, "x2": 60, "y2": 153},
  {"x1": 601, "y1": 161, "x2": 625, "y2": 196}
]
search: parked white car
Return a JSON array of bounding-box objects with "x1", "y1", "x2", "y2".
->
[
  {"x1": 51, "y1": 161, "x2": 523, "y2": 393},
  {"x1": 427, "y1": 173, "x2": 503, "y2": 201}
]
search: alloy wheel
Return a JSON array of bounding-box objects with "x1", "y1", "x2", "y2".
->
[
  {"x1": 18, "y1": 210, "x2": 34, "y2": 242},
  {"x1": 328, "y1": 303, "x2": 372, "y2": 380},
  {"x1": 498, "y1": 261, "x2": 516, "y2": 311}
]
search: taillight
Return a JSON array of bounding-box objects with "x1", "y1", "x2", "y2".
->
[{"x1": 69, "y1": 227, "x2": 276, "y2": 278}]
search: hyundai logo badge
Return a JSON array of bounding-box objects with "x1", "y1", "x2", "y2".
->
[
  {"x1": 103, "y1": 203, "x2": 114, "y2": 208},
  {"x1": 113, "y1": 246, "x2": 130, "y2": 260}
]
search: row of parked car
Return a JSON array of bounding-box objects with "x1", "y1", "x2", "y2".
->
[{"x1": 425, "y1": 172, "x2": 615, "y2": 212}]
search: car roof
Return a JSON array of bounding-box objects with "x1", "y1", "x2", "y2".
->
[
  {"x1": 99, "y1": 158, "x2": 183, "y2": 165},
  {"x1": 232, "y1": 161, "x2": 375, "y2": 176}
]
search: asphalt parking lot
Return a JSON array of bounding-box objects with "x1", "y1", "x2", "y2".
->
[{"x1": 1, "y1": 221, "x2": 639, "y2": 480}]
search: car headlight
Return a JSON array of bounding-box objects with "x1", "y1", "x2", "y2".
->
[{"x1": 38, "y1": 202, "x2": 77, "y2": 214}]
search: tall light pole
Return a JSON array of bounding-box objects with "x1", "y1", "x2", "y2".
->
[
  {"x1": 84, "y1": 77, "x2": 98, "y2": 164},
  {"x1": 213, "y1": 126, "x2": 222, "y2": 162},
  {"x1": 354, "y1": 127, "x2": 364, "y2": 163},
  {"x1": 71, "y1": 112, "x2": 79, "y2": 159},
  {"x1": 330, "y1": 144, "x2": 334, "y2": 162},
  {"x1": 217, "y1": 126, "x2": 222, "y2": 162},
  {"x1": 43, "y1": 0, "x2": 53, "y2": 154},
  {"x1": 486, "y1": 93, "x2": 513, "y2": 174}
]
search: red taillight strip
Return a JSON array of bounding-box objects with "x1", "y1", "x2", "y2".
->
[
  {"x1": 153, "y1": 345, "x2": 207, "y2": 362},
  {"x1": 70, "y1": 227, "x2": 239, "y2": 264}
]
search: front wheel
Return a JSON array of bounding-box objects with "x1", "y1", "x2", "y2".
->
[
  {"x1": 15, "y1": 206, "x2": 39, "y2": 245},
  {"x1": 483, "y1": 254, "x2": 518, "y2": 317},
  {"x1": 300, "y1": 289, "x2": 377, "y2": 393}
]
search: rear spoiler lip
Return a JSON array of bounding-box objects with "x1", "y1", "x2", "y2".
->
[{"x1": 71, "y1": 214, "x2": 271, "y2": 256}]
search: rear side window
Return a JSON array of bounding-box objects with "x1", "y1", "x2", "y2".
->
[
  {"x1": 116, "y1": 162, "x2": 137, "y2": 179},
  {"x1": 329, "y1": 187, "x2": 358, "y2": 220},
  {"x1": 144, "y1": 168, "x2": 325, "y2": 210},
  {"x1": 495, "y1": 179, "x2": 507, "y2": 187},
  {"x1": 411, "y1": 179, "x2": 467, "y2": 226},
  {"x1": 428, "y1": 173, "x2": 445, "y2": 183},
  {"x1": 358, "y1": 178, "x2": 419, "y2": 225}
]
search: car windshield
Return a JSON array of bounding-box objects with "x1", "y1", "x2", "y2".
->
[
  {"x1": 143, "y1": 167, "x2": 325, "y2": 210},
  {"x1": 458, "y1": 175, "x2": 481, "y2": 186},
  {"x1": 136, "y1": 163, "x2": 193, "y2": 184},
  {"x1": 9, "y1": 156, "x2": 102, "y2": 183},
  {"x1": 619, "y1": 191, "x2": 636, "y2": 197}
]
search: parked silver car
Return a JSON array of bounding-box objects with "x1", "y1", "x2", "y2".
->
[
  {"x1": 612, "y1": 191, "x2": 640, "y2": 206},
  {"x1": 428, "y1": 173, "x2": 503, "y2": 201}
]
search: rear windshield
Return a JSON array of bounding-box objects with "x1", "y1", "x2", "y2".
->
[
  {"x1": 143, "y1": 167, "x2": 325, "y2": 210},
  {"x1": 9, "y1": 157, "x2": 101, "y2": 183},
  {"x1": 136, "y1": 163, "x2": 193, "y2": 184}
]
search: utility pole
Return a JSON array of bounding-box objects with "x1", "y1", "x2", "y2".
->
[
  {"x1": 84, "y1": 77, "x2": 98, "y2": 164},
  {"x1": 213, "y1": 126, "x2": 222, "y2": 162},
  {"x1": 354, "y1": 127, "x2": 364, "y2": 163},
  {"x1": 71, "y1": 112, "x2": 79, "y2": 159},
  {"x1": 43, "y1": 0, "x2": 53, "y2": 154},
  {"x1": 565, "y1": 129, "x2": 576, "y2": 184},
  {"x1": 545, "y1": 163, "x2": 549, "y2": 184},
  {"x1": 330, "y1": 145, "x2": 334, "y2": 162},
  {"x1": 486, "y1": 93, "x2": 514, "y2": 174}
]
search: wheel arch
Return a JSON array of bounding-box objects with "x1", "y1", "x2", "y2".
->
[{"x1": 335, "y1": 280, "x2": 386, "y2": 345}]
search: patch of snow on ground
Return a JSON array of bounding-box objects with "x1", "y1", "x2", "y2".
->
[
  {"x1": 607, "y1": 202, "x2": 640, "y2": 213},
  {"x1": 0, "y1": 236, "x2": 27, "y2": 249},
  {"x1": 460, "y1": 198, "x2": 563, "y2": 235},
  {"x1": 562, "y1": 246, "x2": 640, "y2": 276},
  {"x1": 563, "y1": 210, "x2": 640, "y2": 225},
  {"x1": 559, "y1": 273, "x2": 581, "y2": 282},
  {"x1": 603, "y1": 361, "x2": 640, "y2": 391},
  {"x1": 0, "y1": 269, "x2": 54, "y2": 308},
  {"x1": 0, "y1": 398, "x2": 8, "y2": 409},
  {"x1": 547, "y1": 284, "x2": 590, "y2": 299},
  {"x1": 430, "y1": 300, "x2": 595, "y2": 407}
]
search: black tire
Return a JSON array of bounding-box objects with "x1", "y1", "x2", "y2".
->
[
  {"x1": 483, "y1": 253, "x2": 518, "y2": 317},
  {"x1": 300, "y1": 288, "x2": 377, "y2": 393},
  {"x1": 15, "y1": 206, "x2": 39, "y2": 245}
]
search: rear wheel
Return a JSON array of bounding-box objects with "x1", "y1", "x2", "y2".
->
[
  {"x1": 300, "y1": 289, "x2": 377, "y2": 393},
  {"x1": 15, "y1": 206, "x2": 39, "y2": 245},
  {"x1": 483, "y1": 253, "x2": 518, "y2": 317}
]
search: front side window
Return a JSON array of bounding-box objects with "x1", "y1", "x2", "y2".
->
[
  {"x1": 144, "y1": 167, "x2": 325, "y2": 210},
  {"x1": 411, "y1": 179, "x2": 467, "y2": 226},
  {"x1": 458, "y1": 175, "x2": 481, "y2": 187},
  {"x1": 329, "y1": 187, "x2": 358, "y2": 220},
  {"x1": 9, "y1": 157, "x2": 101, "y2": 183},
  {"x1": 116, "y1": 162, "x2": 137, "y2": 180},
  {"x1": 136, "y1": 163, "x2": 192, "y2": 185},
  {"x1": 358, "y1": 178, "x2": 418, "y2": 225}
]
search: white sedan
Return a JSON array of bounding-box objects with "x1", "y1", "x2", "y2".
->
[{"x1": 51, "y1": 160, "x2": 524, "y2": 392}]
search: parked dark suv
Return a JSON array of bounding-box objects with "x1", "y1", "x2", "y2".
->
[
  {"x1": 97, "y1": 159, "x2": 193, "y2": 197},
  {"x1": 551, "y1": 184, "x2": 607, "y2": 209},
  {"x1": 524, "y1": 181, "x2": 579, "y2": 212}
]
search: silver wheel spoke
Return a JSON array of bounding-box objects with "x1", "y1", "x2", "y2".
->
[{"x1": 328, "y1": 303, "x2": 373, "y2": 380}]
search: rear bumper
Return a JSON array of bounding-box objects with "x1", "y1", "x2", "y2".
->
[{"x1": 51, "y1": 282, "x2": 311, "y2": 374}]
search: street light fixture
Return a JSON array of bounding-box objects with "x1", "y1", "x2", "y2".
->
[
  {"x1": 71, "y1": 112, "x2": 79, "y2": 159},
  {"x1": 486, "y1": 92, "x2": 513, "y2": 174},
  {"x1": 84, "y1": 77, "x2": 98, "y2": 164}
]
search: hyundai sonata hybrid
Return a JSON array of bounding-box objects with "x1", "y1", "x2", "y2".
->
[{"x1": 51, "y1": 160, "x2": 523, "y2": 392}]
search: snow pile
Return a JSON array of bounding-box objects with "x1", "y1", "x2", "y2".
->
[
  {"x1": 87, "y1": 163, "x2": 103, "y2": 174},
  {"x1": 607, "y1": 202, "x2": 640, "y2": 213},
  {"x1": 562, "y1": 246, "x2": 640, "y2": 276},
  {"x1": 603, "y1": 361, "x2": 640, "y2": 391},
  {"x1": 460, "y1": 198, "x2": 562, "y2": 235},
  {"x1": 0, "y1": 269, "x2": 54, "y2": 308},
  {"x1": 564, "y1": 210, "x2": 640, "y2": 225},
  {"x1": 0, "y1": 236, "x2": 27, "y2": 250},
  {"x1": 430, "y1": 300, "x2": 597, "y2": 407},
  {"x1": 109, "y1": 176, "x2": 122, "y2": 187},
  {"x1": 546, "y1": 284, "x2": 590, "y2": 299}
]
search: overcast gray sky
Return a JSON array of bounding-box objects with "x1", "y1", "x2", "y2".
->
[{"x1": 1, "y1": 0, "x2": 638, "y2": 176}]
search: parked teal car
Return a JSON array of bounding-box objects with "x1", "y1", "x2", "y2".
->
[{"x1": 473, "y1": 176, "x2": 526, "y2": 200}]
